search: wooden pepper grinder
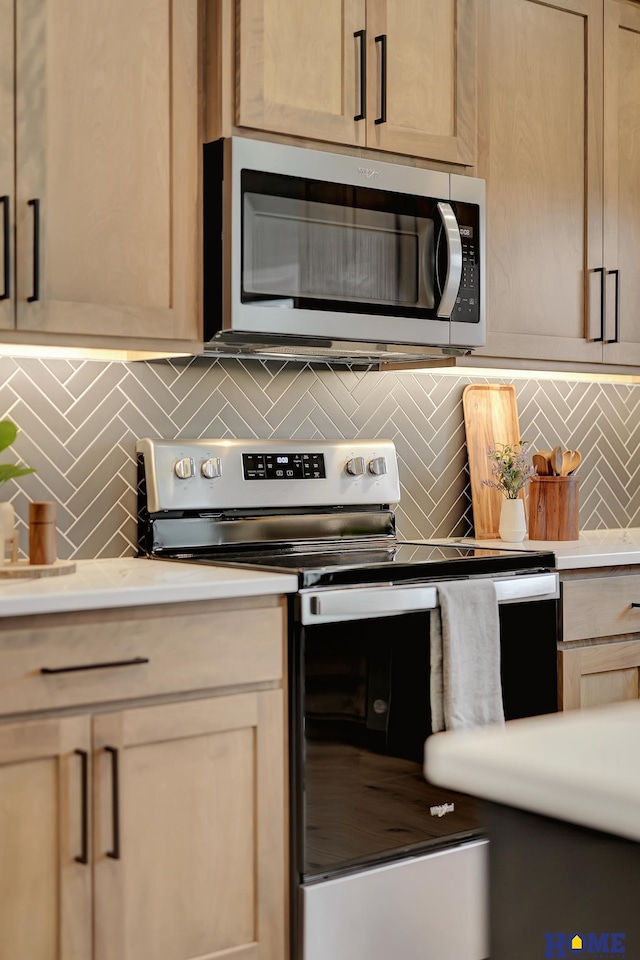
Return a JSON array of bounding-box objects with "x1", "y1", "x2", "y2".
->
[{"x1": 29, "y1": 501, "x2": 57, "y2": 565}]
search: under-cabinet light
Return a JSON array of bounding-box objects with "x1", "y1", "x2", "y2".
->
[
  {"x1": 0, "y1": 344, "x2": 192, "y2": 362},
  {"x1": 396, "y1": 364, "x2": 640, "y2": 385}
]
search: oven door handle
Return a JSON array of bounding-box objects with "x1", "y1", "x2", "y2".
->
[{"x1": 301, "y1": 573, "x2": 559, "y2": 624}]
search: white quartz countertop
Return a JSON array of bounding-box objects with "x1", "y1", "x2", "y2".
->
[
  {"x1": 0, "y1": 557, "x2": 299, "y2": 618},
  {"x1": 426, "y1": 701, "x2": 640, "y2": 842},
  {"x1": 412, "y1": 528, "x2": 640, "y2": 569}
]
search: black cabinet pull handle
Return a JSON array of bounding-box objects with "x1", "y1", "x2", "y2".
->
[
  {"x1": 354, "y1": 30, "x2": 366, "y2": 121},
  {"x1": 374, "y1": 34, "x2": 387, "y2": 125},
  {"x1": 74, "y1": 749, "x2": 89, "y2": 865},
  {"x1": 105, "y1": 746, "x2": 121, "y2": 860},
  {"x1": 605, "y1": 269, "x2": 620, "y2": 344},
  {"x1": 631, "y1": 603, "x2": 640, "y2": 608},
  {"x1": 592, "y1": 266, "x2": 605, "y2": 342},
  {"x1": 27, "y1": 198, "x2": 40, "y2": 302},
  {"x1": 41, "y1": 656, "x2": 149, "y2": 675},
  {"x1": 0, "y1": 196, "x2": 9, "y2": 300}
]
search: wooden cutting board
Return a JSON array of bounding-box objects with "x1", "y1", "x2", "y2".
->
[{"x1": 463, "y1": 383, "x2": 524, "y2": 539}]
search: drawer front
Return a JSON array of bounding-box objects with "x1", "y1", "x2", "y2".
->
[
  {"x1": 563, "y1": 575, "x2": 640, "y2": 642},
  {"x1": 0, "y1": 597, "x2": 284, "y2": 716}
]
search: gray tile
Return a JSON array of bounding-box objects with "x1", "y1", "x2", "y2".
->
[
  {"x1": 64, "y1": 364, "x2": 127, "y2": 423},
  {"x1": 218, "y1": 402, "x2": 263, "y2": 439},
  {"x1": 272, "y1": 394, "x2": 319, "y2": 439},
  {"x1": 8, "y1": 372, "x2": 75, "y2": 443},
  {"x1": 66, "y1": 447, "x2": 130, "y2": 517}
]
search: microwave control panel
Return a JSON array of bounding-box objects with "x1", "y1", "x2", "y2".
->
[{"x1": 450, "y1": 202, "x2": 480, "y2": 324}]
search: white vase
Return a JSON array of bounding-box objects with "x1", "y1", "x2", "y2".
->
[
  {"x1": 499, "y1": 497, "x2": 527, "y2": 542},
  {"x1": 0, "y1": 501, "x2": 15, "y2": 562}
]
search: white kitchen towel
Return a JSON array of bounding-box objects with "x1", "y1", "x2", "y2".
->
[{"x1": 429, "y1": 578, "x2": 505, "y2": 732}]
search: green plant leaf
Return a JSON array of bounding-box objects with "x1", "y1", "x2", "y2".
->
[
  {"x1": 0, "y1": 464, "x2": 36, "y2": 485},
  {"x1": 0, "y1": 420, "x2": 18, "y2": 454}
]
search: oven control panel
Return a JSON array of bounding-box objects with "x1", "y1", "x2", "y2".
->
[
  {"x1": 242, "y1": 452, "x2": 326, "y2": 480},
  {"x1": 136, "y1": 438, "x2": 401, "y2": 513}
]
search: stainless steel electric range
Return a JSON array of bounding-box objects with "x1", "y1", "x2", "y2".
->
[{"x1": 137, "y1": 438, "x2": 559, "y2": 960}]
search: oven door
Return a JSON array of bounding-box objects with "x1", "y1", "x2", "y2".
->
[
  {"x1": 290, "y1": 573, "x2": 558, "y2": 960},
  {"x1": 219, "y1": 138, "x2": 484, "y2": 348},
  {"x1": 292, "y1": 572, "x2": 559, "y2": 881}
]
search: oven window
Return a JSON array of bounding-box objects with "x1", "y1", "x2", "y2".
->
[
  {"x1": 241, "y1": 170, "x2": 439, "y2": 321},
  {"x1": 299, "y1": 612, "x2": 479, "y2": 879}
]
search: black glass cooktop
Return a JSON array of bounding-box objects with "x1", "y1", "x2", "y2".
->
[{"x1": 178, "y1": 541, "x2": 556, "y2": 588}]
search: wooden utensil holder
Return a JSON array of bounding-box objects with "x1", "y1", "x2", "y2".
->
[{"x1": 528, "y1": 476, "x2": 580, "y2": 541}]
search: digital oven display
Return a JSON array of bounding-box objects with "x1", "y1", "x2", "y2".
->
[{"x1": 242, "y1": 453, "x2": 326, "y2": 480}]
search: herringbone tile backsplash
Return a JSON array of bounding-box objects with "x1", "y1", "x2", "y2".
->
[{"x1": 1, "y1": 356, "x2": 637, "y2": 559}]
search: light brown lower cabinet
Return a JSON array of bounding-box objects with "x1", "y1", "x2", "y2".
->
[
  {"x1": 560, "y1": 639, "x2": 640, "y2": 711},
  {"x1": 0, "y1": 714, "x2": 92, "y2": 960},
  {"x1": 0, "y1": 598, "x2": 287, "y2": 960},
  {"x1": 559, "y1": 570, "x2": 640, "y2": 710}
]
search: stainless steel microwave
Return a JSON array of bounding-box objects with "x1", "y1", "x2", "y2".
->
[{"x1": 203, "y1": 137, "x2": 485, "y2": 365}]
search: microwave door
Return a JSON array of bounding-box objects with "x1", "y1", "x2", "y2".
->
[{"x1": 232, "y1": 155, "x2": 453, "y2": 349}]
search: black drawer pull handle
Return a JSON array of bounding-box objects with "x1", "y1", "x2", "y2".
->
[
  {"x1": 354, "y1": 29, "x2": 366, "y2": 121},
  {"x1": 0, "y1": 196, "x2": 9, "y2": 301},
  {"x1": 105, "y1": 746, "x2": 121, "y2": 860},
  {"x1": 374, "y1": 34, "x2": 387, "y2": 125},
  {"x1": 27, "y1": 198, "x2": 40, "y2": 302},
  {"x1": 41, "y1": 656, "x2": 149, "y2": 675},
  {"x1": 631, "y1": 603, "x2": 640, "y2": 608},
  {"x1": 74, "y1": 749, "x2": 89, "y2": 865}
]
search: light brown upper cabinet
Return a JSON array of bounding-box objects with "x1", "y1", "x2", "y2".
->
[
  {"x1": 0, "y1": 0, "x2": 14, "y2": 332},
  {"x1": 0, "y1": 0, "x2": 201, "y2": 354},
  {"x1": 473, "y1": 0, "x2": 640, "y2": 370},
  {"x1": 601, "y1": 0, "x2": 640, "y2": 366},
  {"x1": 222, "y1": 0, "x2": 477, "y2": 164}
]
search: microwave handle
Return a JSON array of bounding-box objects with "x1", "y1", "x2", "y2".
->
[{"x1": 435, "y1": 202, "x2": 463, "y2": 318}]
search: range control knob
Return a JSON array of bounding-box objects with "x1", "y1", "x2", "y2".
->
[
  {"x1": 368, "y1": 457, "x2": 388, "y2": 476},
  {"x1": 346, "y1": 456, "x2": 366, "y2": 476},
  {"x1": 201, "y1": 457, "x2": 222, "y2": 479},
  {"x1": 174, "y1": 457, "x2": 195, "y2": 480}
]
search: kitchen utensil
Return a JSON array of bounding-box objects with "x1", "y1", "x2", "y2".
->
[
  {"x1": 561, "y1": 450, "x2": 574, "y2": 477},
  {"x1": 566, "y1": 449, "x2": 582, "y2": 475},
  {"x1": 532, "y1": 453, "x2": 551, "y2": 476},
  {"x1": 463, "y1": 384, "x2": 524, "y2": 539},
  {"x1": 550, "y1": 446, "x2": 563, "y2": 477}
]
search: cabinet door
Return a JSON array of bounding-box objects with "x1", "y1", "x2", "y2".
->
[
  {"x1": 0, "y1": 0, "x2": 14, "y2": 330},
  {"x1": 14, "y1": 0, "x2": 200, "y2": 345},
  {"x1": 237, "y1": 0, "x2": 366, "y2": 147},
  {"x1": 93, "y1": 691, "x2": 286, "y2": 960},
  {"x1": 474, "y1": 0, "x2": 604, "y2": 365},
  {"x1": 365, "y1": 0, "x2": 476, "y2": 164},
  {"x1": 560, "y1": 640, "x2": 640, "y2": 710},
  {"x1": 0, "y1": 714, "x2": 91, "y2": 960},
  {"x1": 602, "y1": 0, "x2": 640, "y2": 366}
]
